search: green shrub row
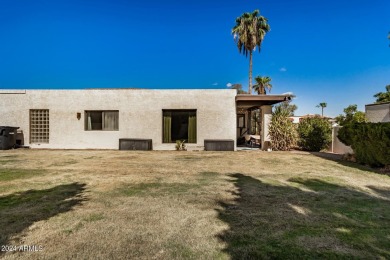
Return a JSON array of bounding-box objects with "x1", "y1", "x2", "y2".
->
[{"x1": 338, "y1": 122, "x2": 390, "y2": 167}]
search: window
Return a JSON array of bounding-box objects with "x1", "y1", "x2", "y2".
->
[
  {"x1": 163, "y1": 110, "x2": 196, "y2": 143},
  {"x1": 85, "y1": 111, "x2": 119, "y2": 131},
  {"x1": 30, "y1": 109, "x2": 49, "y2": 143}
]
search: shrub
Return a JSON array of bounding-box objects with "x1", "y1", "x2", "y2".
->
[
  {"x1": 337, "y1": 124, "x2": 354, "y2": 147},
  {"x1": 268, "y1": 105, "x2": 298, "y2": 151},
  {"x1": 297, "y1": 116, "x2": 331, "y2": 151},
  {"x1": 175, "y1": 140, "x2": 186, "y2": 151},
  {"x1": 338, "y1": 123, "x2": 390, "y2": 167}
]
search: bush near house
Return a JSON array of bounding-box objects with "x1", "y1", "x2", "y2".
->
[
  {"x1": 269, "y1": 104, "x2": 298, "y2": 151},
  {"x1": 298, "y1": 116, "x2": 331, "y2": 152},
  {"x1": 338, "y1": 122, "x2": 390, "y2": 167}
]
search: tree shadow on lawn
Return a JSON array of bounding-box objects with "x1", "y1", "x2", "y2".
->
[
  {"x1": 308, "y1": 151, "x2": 382, "y2": 174},
  {"x1": 0, "y1": 183, "x2": 87, "y2": 248},
  {"x1": 216, "y1": 173, "x2": 390, "y2": 259}
]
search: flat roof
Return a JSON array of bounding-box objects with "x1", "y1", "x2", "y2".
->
[
  {"x1": 365, "y1": 101, "x2": 390, "y2": 106},
  {"x1": 0, "y1": 90, "x2": 26, "y2": 94}
]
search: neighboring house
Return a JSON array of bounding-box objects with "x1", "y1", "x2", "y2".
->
[
  {"x1": 289, "y1": 114, "x2": 332, "y2": 124},
  {"x1": 365, "y1": 101, "x2": 390, "y2": 123},
  {"x1": 0, "y1": 89, "x2": 291, "y2": 150},
  {"x1": 289, "y1": 116, "x2": 301, "y2": 124}
]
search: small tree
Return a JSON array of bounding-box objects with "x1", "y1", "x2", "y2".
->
[
  {"x1": 230, "y1": 83, "x2": 247, "y2": 94},
  {"x1": 298, "y1": 116, "x2": 331, "y2": 151},
  {"x1": 336, "y1": 104, "x2": 366, "y2": 147},
  {"x1": 374, "y1": 85, "x2": 390, "y2": 103},
  {"x1": 268, "y1": 104, "x2": 298, "y2": 151},
  {"x1": 335, "y1": 104, "x2": 366, "y2": 126},
  {"x1": 278, "y1": 101, "x2": 297, "y2": 116}
]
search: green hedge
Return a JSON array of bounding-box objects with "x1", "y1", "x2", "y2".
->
[
  {"x1": 297, "y1": 116, "x2": 332, "y2": 152},
  {"x1": 338, "y1": 122, "x2": 390, "y2": 167}
]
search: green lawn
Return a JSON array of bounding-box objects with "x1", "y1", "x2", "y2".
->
[{"x1": 0, "y1": 150, "x2": 389, "y2": 259}]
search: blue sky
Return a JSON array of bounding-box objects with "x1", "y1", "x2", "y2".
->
[{"x1": 0, "y1": 0, "x2": 389, "y2": 117}]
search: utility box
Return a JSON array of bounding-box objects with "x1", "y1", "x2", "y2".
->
[
  {"x1": 0, "y1": 126, "x2": 19, "y2": 150},
  {"x1": 119, "y1": 138, "x2": 153, "y2": 151},
  {"x1": 204, "y1": 139, "x2": 234, "y2": 151}
]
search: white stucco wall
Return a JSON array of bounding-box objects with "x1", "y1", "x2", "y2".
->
[
  {"x1": 261, "y1": 105, "x2": 272, "y2": 150},
  {"x1": 0, "y1": 89, "x2": 237, "y2": 150},
  {"x1": 365, "y1": 102, "x2": 390, "y2": 123},
  {"x1": 332, "y1": 126, "x2": 353, "y2": 154}
]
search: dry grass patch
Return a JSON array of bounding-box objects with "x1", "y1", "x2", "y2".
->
[{"x1": 0, "y1": 150, "x2": 389, "y2": 259}]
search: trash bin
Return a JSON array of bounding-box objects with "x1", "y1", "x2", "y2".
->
[{"x1": 0, "y1": 126, "x2": 19, "y2": 150}]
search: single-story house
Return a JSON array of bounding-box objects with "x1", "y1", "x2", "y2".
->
[
  {"x1": 365, "y1": 101, "x2": 390, "y2": 123},
  {"x1": 0, "y1": 89, "x2": 291, "y2": 150},
  {"x1": 288, "y1": 114, "x2": 333, "y2": 124}
]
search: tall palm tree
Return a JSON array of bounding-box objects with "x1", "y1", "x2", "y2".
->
[
  {"x1": 232, "y1": 10, "x2": 270, "y2": 94},
  {"x1": 253, "y1": 76, "x2": 272, "y2": 94},
  {"x1": 316, "y1": 102, "x2": 327, "y2": 117}
]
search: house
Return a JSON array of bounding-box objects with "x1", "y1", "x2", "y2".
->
[
  {"x1": 0, "y1": 89, "x2": 291, "y2": 150},
  {"x1": 365, "y1": 101, "x2": 390, "y2": 123},
  {"x1": 289, "y1": 116, "x2": 302, "y2": 124},
  {"x1": 288, "y1": 114, "x2": 333, "y2": 124}
]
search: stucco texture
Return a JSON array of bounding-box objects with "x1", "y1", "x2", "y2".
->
[
  {"x1": 0, "y1": 89, "x2": 237, "y2": 150},
  {"x1": 365, "y1": 102, "x2": 390, "y2": 123}
]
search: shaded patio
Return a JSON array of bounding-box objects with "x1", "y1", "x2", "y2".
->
[{"x1": 235, "y1": 94, "x2": 292, "y2": 150}]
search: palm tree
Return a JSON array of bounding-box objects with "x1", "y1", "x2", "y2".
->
[
  {"x1": 253, "y1": 76, "x2": 272, "y2": 94},
  {"x1": 316, "y1": 102, "x2": 327, "y2": 117},
  {"x1": 232, "y1": 10, "x2": 270, "y2": 94}
]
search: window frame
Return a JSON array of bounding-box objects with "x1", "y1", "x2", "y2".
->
[
  {"x1": 84, "y1": 110, "x2": 119, "y2": 131},
  {"x1": 162, "y1": 109, "x2": 197, "y2": 143}
]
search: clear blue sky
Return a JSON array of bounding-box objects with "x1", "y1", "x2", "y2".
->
[{"x1": 1, "y1": 0, "x2": 389, "y2": 117}]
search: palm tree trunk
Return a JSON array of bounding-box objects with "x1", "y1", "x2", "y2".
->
[
  {"x1": 248, "y1": 51, "x2": 253, "y2": 94},
  {"x1": 321, "y1": 107, "x2": 324, "y2": 117}
]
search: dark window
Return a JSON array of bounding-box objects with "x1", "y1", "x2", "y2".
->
[
  {"x1": 85, "y1": 111, "x2": 119, "y2": 131},
  {"x1": 163, "y1": 110, "x2": 196, "y2": 143}
]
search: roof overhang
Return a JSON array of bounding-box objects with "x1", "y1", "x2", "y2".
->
[
  {"x1": 236, "y1": 94, "x2": 292, "y2": 109},
  {"x1": 365, "y1": 101, "x2": 390, "y2": 107}
]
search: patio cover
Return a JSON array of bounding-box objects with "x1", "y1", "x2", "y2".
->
[{"x1": 235, "y1": 94, "x2": 292, "y2": 108}]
